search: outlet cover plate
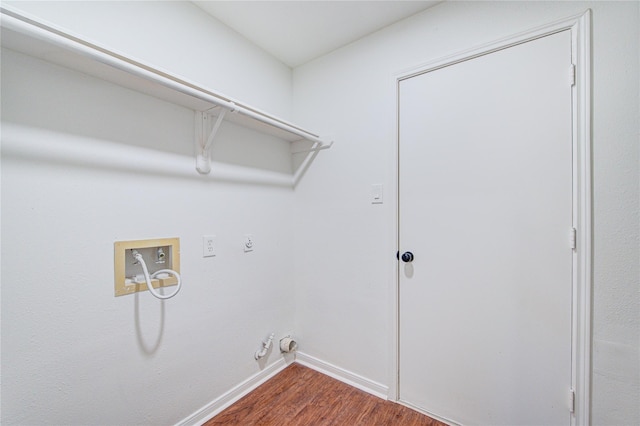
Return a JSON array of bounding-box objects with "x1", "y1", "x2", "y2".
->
[
  {"x1": 203, "y1": 235, "x2": 216, "y2": 257},
  {"x1": 244, "y1": 234, "x2": 254, "y2": 252}
]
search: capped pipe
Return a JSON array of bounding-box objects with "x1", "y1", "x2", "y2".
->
[{"x1": 254, "y1": 333, "x2": 275, "y2": 360}]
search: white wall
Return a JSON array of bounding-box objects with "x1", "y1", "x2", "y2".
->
[
  {"x1": 2, "y1": 1, "x2": 638, "y2": 425},
  {"x1": 1, "y1": 2, "x2": 296, "y2": 425},
  {"x1": 2, "y1": 0, "x2": 292, "y2": 118},
  {"x1": 292, "y1": 2, "x2": 639, "y2": 425}
]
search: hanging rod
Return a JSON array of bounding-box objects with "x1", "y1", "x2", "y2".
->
[{"x1": 1, "y1": 6, "x2": 333, "y2": 180}]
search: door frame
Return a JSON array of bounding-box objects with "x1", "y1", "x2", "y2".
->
[{"x1": 390, "y1": 11, "x2": 592, "y2": 425}]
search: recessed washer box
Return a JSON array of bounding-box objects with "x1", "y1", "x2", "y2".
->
[{"x1": 114, "y1": 238, "x2": 180, "y2": 297}]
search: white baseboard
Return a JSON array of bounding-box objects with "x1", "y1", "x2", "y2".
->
[
  {"x1": 177, "y1": 353, "x2": 389, "y2": 425},
  {"x1": 176, "y1": 358, "x2": 288, "y2": 426},
  {"x1": 294, "y1": 352, "x2": 389, "y2": 399}
]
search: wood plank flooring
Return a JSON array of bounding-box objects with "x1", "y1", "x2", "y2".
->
[{"x1": 205, "y1": 363, "x2": 445, "y2": 425}]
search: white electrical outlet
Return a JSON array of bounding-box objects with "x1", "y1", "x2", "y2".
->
[
  {"x1": 203, "y1": 235, "x2": 216, "y2": 257},
  {"x1": 244, "y1": 234, "x2": 254, "y2": 253}
]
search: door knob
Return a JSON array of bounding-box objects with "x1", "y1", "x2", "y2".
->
[{"x1": 401, "y1": 251, "x2": 414, "y2": 263}]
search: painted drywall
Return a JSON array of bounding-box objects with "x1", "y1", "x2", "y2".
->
[
  {"x1": 292, "y1": 1, "x2": 639, "y2": 425},
  {"x1": 1, "y1": 2, "x2": 296, "y2": 425},
  {"x1": 1, "y1": 0, "x2": 293, "y2": 118},
  {"x1": 2, "y1": 1, "x2": 638, "y2": 424}
]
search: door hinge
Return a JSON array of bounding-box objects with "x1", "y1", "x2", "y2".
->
[
  {"x1": 569, "y1": 64, "x2": 576, "y2": 86},
  {"x1": 569, "y1": 388, "x2": 575, "y2": 413},
  {"x1": 570, "y1": 227, "x2": 577, "y2": 250}
]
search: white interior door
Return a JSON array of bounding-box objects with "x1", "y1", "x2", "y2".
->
[{"x1": 398, "y1": 31, "x2": 573, "y2": 425}]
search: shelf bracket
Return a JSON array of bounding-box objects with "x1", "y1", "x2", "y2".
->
[
  {"x1": 195, "y1": 108, "x2": 228, "y2": 174},
  {"x1": 291, "y1": 140, "x2": 334, "y2": 187},
  {"x1": 291, "y1": 140, "x2": 334, "y2": 155}
]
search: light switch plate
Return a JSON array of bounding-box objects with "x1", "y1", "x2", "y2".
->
[{"x1": 371, "y1": 184, "x2": 383, "y2": 204}]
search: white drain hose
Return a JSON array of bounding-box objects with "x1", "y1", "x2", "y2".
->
[{"x1": 133, "y1": 251, "x2": 182, "y2": 300}]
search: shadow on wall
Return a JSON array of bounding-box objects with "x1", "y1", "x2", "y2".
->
[
  {"x1": 1, "y1": 48, "x2": 294, "y2": 183},
  {"x1": 134, "y1": 291, "x2": 165, "y2": 356}
]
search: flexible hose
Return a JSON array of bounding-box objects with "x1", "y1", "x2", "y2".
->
[{"x1": 133, "y1": 251, "x2": 182, "y2": 300}]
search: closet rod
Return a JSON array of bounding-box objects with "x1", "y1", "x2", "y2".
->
[{"x1": 1, "y1": 7, "x2": 331, "y2": 148}]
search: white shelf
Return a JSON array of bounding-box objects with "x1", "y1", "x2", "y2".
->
[{"x1": 0, "y1": 6, "x2": 332, "y2": 185}]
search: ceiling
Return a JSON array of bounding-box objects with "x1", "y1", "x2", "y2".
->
[{"x1": 192, "y1": 1, "x2": 441, "y2": 68}]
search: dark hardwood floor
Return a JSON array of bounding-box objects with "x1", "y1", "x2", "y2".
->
[{"x1": 205, "y1": 363, "x2": 445, "y2": 425}]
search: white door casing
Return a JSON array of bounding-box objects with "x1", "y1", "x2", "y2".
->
[{"x1": 393, "y1": 11, "x2": 591, "y2": 426}]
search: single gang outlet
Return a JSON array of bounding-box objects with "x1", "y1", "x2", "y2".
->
[
  {"x1": 203, "y1": 235, "x2": 216, "y2": 257},
  {"x1": 244, "y1": 234, "x2": 254, "y2": 252}
]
